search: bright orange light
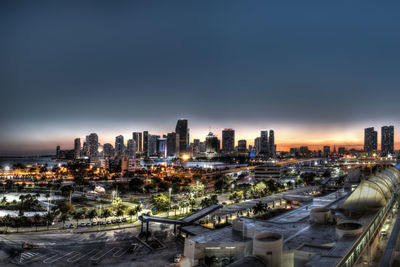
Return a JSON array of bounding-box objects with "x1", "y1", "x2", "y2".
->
[
  {"x1": 372, "y1": 153, "x2": 377, "y2": 157},
  {"x1": 182, "y1": 154, "x2": 190, "y2": 161}
]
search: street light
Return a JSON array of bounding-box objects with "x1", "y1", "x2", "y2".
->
[{"x1": 168, "y1": 187, "x2": 172, "y2": 217}]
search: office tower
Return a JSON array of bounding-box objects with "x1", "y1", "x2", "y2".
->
[
  {"x1": 56, "y1": 145, "x2": 61, "y2": 159},
  {"x1": 338, "y1": 147, "x2": 346, "y2": 155},
  {"x1": 74, "y1": 138, "x2": 81, "y2": 159},
  {"x1": 238, "y1": 140, "x2": 247, "y2": 153},
  {"x1": 260, "y1": 130, "x2": 269, "y2": 155},
  {"x1": 115, "y1": 135, "x2": 125, "y2": 157},
  {"x1": 222, "y1": 128, "x2": 235, "y2": 153},
  {"x1": 381, "y1": 126, "x2": 394, "y2": 156},
  {"x1": 206, "y1": 132, "x2": 219, "y2": 154},
  {"x1": 132, "y1": 132, "x2": 142, "y2": 152},
  {"x1": 157, "y1": 138, "x2": 167, "y2": 158},
  {"x1": 143, "y1": 131, "x2": 149, "y2": 158},
  {"x1": 199, "y1": 142, "x2": 206, "y2": 153},
  {"x1": 254, "y1": 137, "x2": 261, "y2": 155},
  {"x1": 175, "y1": 119, "x2": 189, "y2": 154},
  {"x1": 127, "y1": 139, "x2": 136, "y2": 159},
  {"x1": 323, "y1": 146, "x2": 330, "y2": 157},
  {"x1": 192, "y1": 139, "x2": 200, "y2": 157},
  {"x1": 148, "y1": 134, "x2": 159, "y2": 157},
  {"x1": 88, "y1": 133, "x2": 99, "y2": 160},
  {"x1": 364, "y1": 127, "x2": 378, "y2": 153},
  {"x1": 103, "y1": 143, "x2": 114, "y2": 158},
  {"x1": 167, "y1": 132, "x2": 180, "y2": 157},
  {"x1": 269, "y1": 130, "x2": 275, "y2": 156}
]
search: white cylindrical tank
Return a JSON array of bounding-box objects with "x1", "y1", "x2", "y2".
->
[
  {"x1": 310, "y1": 208, "x2": 331, "y2": 224},
  {"x1": 336, "y1": 222, "x2": 364, "y2": 239},
  {"x1": 252, "y1": 232, "x2": 283, "y2": 267}
]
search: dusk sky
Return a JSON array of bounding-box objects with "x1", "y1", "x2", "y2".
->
[{"x1": 1, "y1": 1, "x2": 400, "y2": 155}]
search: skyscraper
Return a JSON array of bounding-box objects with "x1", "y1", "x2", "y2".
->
[
  {"x1": 206, "y1": 132, "x2": 219, "y2": 154},
  {"x1": 143, "y1": 131, "x2": 149, "y2": 158},
  {"x1": 167, "y1": 132, "x2": 180, "y2": 157},
  {"x1": 103, "y1": 143, "x2": 114, "y2": 158},
  {"x1": 132, "y1": 132, "x2": 142, "y2": 152},
  {"x1": 115, "y1": 135, "x2": 125, "y2": 157},
  {"x1": 74, "y1": 138, "x2": 81, "y2": 159},
  {"x1": 381, "y1": 126, "x2": 394, "y2": 156},
  {"x1": 88, "y1": 133, "x2": 99, "y2": 161},
  {"x1": 323, "y1": 146, "x2": 330, "y2": 157},
  {"x1": 148, "y1": 134, "x2": 160, "y2": 157},
  {"x1": 175, "y1": 119, "x2": 189, "y2": 155},
  {"x1": 260, "y1": 130, "x2": 269, "y2": 155},
  {"x1": 254, "y1": 137, "x2": 261, "y2": 155},
  {"x1": 269, "y1": 130, "x2": 275, "y2": 157},
  {"x1": 238, "y1": 140, "x2": 247, "y2": 153},
  {"x1": 222, "y1": 128, "x2": 235, "y2": 153},
  {"x1": 157, "y1": 138, "x2": 167, "y2": 158},
  {"x1": 127, "y1": 139, "x2": 136, "y2": 159},
  {"x1": 364, "y1": 127, "x2": 378, "y2": 153}
]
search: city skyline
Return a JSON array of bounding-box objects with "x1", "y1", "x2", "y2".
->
[
  {"x1": 1, "y1": 120, "x2": 399, "y2": 156},
  {"x1": 2, "y1": 2, "x2": 400, "y2": 155}
]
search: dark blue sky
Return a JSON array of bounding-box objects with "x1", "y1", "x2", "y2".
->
[{"x1": 1, "y1": 1, "x2": 400, "y2": 155}]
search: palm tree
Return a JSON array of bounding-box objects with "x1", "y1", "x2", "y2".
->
[
  {"x1": 200, "y1": 198, "x2": 210, "y2": 208},
  {"x1": 252, "y1": 201, "x2": 266, "y2": 216},
  {"x1": 58, "y1": 213, "x2": 69, "y2": 228},
  {"x1": 134, "y1": 205, "x2": 142, "y2": 219},
  {"x1": 190, "y1": 198, "x2": 196, "y2": 211},
  {"x1": 87, "y1": 209, "x2": 97, "y2": 226},
  {"x1": 33, "y1": 214, "x2": 42, "y2": 231},
  {"x1": 2, "y1": 214, "x2": 11, "y2": 233},
  {"x1": 72, "y1": 211, "x2": 83, "y2": 227},
  {"x1": 128, "y1": 208, "x2": 137, "y2": 222},
  {"x1": 101, "y1": 209, "x2": 111, "y2": 222},
  {"x1": 45, "y1": 212, "x2": 55, "y2": 230},
  {"x1": 172, "y1": 204, "x2": 179, "y2": 217},
  {"x1": 116, "y1": 209, "x2": 123, "y2": 225},
  {"x1": 179, "y1": 201, "x2": 185, "y2": 215},
  {"x1": 1, "y1": 196, "x2": 7, "y2": 206}
]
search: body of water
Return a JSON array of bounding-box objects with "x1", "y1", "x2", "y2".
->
[{"x1": 0, "y1": 156, "x2": 67, "y2": 169}]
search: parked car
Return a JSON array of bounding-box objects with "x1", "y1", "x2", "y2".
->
[
  {"x1": 69, "y1": 224, "x2": 74, "y2": 228},
  {"x1": 111, "y1": 219, "x2": 116, "y2": 224},
  {"x1": 106, "y1": 220, "x2": 111, "y2": 224},
  {"x1": 92, "y1": 221, "x2": 97, "y2": 226},
  {"x1": 65, "y1": 224, "x2": 69, "y2": 228},
  {"x1": 122, "y1": 218, "x2": 127, "y2": 222},
  {"x1": 80, "y1": 222, "x2": 86, "y2": 227},
  {"x1": 116, "y1": 218, "x2": 121, "y2": 223},
  {"x1": 86, "y1": 222, "x2": 91, "y2": 226}
]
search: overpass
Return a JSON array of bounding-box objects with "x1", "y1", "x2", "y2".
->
[{"x1": 138, "y1": 204, "x2": 223, "y2": 240}]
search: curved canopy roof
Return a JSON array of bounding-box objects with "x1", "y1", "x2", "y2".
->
[{"x1": 340, "y1": 167, "x2": 400, "y2": 211}]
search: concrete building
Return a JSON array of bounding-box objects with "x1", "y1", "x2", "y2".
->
[
  {"x1": 143, "y1": 131, "x2": 149, "y2": 158},
  {"x1": 364, "y1": 127, "x2": 378, "y2": 153},
  {"x1": 132, "y1": 132, "x2": 142, "y2": 152},
  {"x1": 127, "y1": 139, "x2": 136, "y2": 159},
  {"x1": 88, "y1": 133, "x2": 99, "y2": 162},
  {"x1": 206, "y1": 132, "x2": 219, "y2": 156},
  {"x1": 115, "y1": 135, "x2": 125, "y2": 157},
  {"x1": 157, "y1": 137, "x2": 167, "y2": 158},
  {"x1": 74, "y1": 138, "x2": 81, "y2": 159},
  {"x1": 103, "y1": 143, "x2": 114, "y2": 158},
  {"x1": 167, "y1": 132, "x2": 180, "y2": 157},
  {"x1": 381, "y1": 125, "x2": 394, "y2": 156},
  {"x1": 323, "y1": 146, "x2": 330, "y2": 157},
  {"x1": 254, "y1": 162, "x2": 282, "y2": 181},
  {"x1": 176, "y1": 119, "x2": 189, "y2": 155},
  {"x1": 238, "y1": 140, "x2": 247, "y2": 153},
  {"x1": 148, "y1": 134, "x2": 159, "y2": 157},
  {"x1": 222, "y1": 128, "x2": 235, "y2": 154}
]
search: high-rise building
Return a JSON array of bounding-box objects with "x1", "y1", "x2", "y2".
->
[
  {"x1": 191, "y1": 138, "x2": 200, "y2": 157},
  {"x1": 148, "y1": 134, "x2": 160, "y2": 157},
  {"x1": 206, "y1": 132, "x2": 219, "y2": 154},
  {"x1": 364, "y1": 127, "x2": 378, "y2": 153},
  {"x1": 143, "y1": 131, "x2": 149, "y2": 158},
  {"x1": 254, "y1": 137, "x2": 261, "y2": 155},
  {"x1": 269, "y1": 130, "x2": 275, "y2": 157},
  {"x1": 103, "y1": 143, "x2": 114, "y2": 158},
  {"x1": 132, "y1": 132, "x2": 142, "y2": 152},
  {"x1": 115, "y1": 135, "x2": 125, "y2": 157},
  {"x1": 222, "y1": 128, "x2": 235, "y2": 153},
  {"x1": 167, "y1": 132, "x2": 180, "y2": 157},
  {"x1": 175, "y1": 119, "x2": 189, "y2": 155},
  {"x1": 157, "y1": 138, "x2": 167, "y2": 158},
  {"x1": 323, "y1": 146, "x2": 330, "y2": 157},
  {"x1": 238, "y1": 140, "x2": 247, "y2": 153},
  {"x1": 260, "y1": 130, "x2": 269, "y2": 155},
  {"x1": 74, "y1": 138, "x2": 81, "y2": 159},
  {"x1": 88, "y1": 133, "x2": 99, "y2": 161},
  {"x1": 56, "y1": 145, "x2": 61, "y2": 159},
  {"x1": 381, "y1": 126, "x2": 394, "y2": 156},
  {"x1": 127, "y1": 139, "x2": 136, "y2": 159}
]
